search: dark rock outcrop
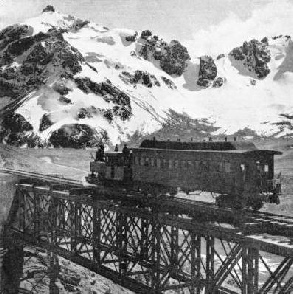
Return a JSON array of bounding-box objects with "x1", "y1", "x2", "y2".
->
[
  {"x1": 0, "y1": 25, "x2": 33, "y2": 51},
  {"x1": 43, "y1": 5, "x2": 55, "y2": 13},
  {"x1": 160, "y1": 40, "x2": 191, "y2": 76},
  {"x1": 141, "y1": 30, "x2": 152, "y2": 40},
  {"x1": 229, "y1": 38, "x2": 271, "y2": 78},
  {"x1": 77, "y1": 107, "x2": 94, "y2": 119},
  {"x1": 212, "y1": 77, "x2": 224, "y2": 88},
  {"x1": 59, "y1": 95, "x2": 72, "y2": 104},
  {"x1": 39, "y1": 113, "x2": 53, "y2": 131},
  {"x1": 197, "y1": 56, "x2": 218, "y2": 88},
  {"x1": 136, "y1": 31, "x2": 190, "y2": 76},
  {"x1": 120, "y1": 70, "x2": 160, "y2": 88},
  {"x1": 125, "y1": 31, "x2": 138, "y2": 42},
  {"x1": 1, "y1": 112, "x2": 33, "y2": 134},
  {"x1": 49, "y1": 124, "x2": 97, "y2": 148},
  {"x1": 217, "y1": 54, "x2": 225, "y2": 60},
  {"x1": 74, "y1": 77, "x2": 132, "y2": 121},
  {"x1": 0, "y1": 28, "x2": 84, "y2": 101},
  {"x1": 0, "y1": 112, "x2": 36, "y2": 145},
  {"x1": 161, "y1": 76, "x2": 177, "y2": 89}
]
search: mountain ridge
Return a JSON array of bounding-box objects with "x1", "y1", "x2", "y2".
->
[{"x1": 0, "y1": 6, "x2": 293, "y2": 148}]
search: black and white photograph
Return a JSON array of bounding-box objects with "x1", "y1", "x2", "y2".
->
[{"x1": 0, "y1": 0, "x2": 293, "y2": 293}]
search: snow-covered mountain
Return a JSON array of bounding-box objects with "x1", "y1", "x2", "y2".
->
[{"x1": 1, "y1": 5, "x2": 293, "y2": 147}]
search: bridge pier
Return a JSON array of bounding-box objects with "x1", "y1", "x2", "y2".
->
[{"x1": 1, "y1": 240, "x2": 24, "y2": 294}]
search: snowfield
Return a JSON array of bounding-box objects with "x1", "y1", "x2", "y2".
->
[{"x1": 1, "y1": 8, "x2": 293, "y2": 146}]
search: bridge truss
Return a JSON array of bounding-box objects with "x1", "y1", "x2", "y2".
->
[{"x1": 3, "y1": 182, "x2": 293, "y2": 293}]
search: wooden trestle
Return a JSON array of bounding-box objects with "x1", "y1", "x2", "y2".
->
[{"x1": 2, "y1": 182, "x2": 293, "y2": 293}]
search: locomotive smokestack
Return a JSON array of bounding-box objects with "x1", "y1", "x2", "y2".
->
[{"x1": 225, "y1": 137, "x2": 227, "y2": 142}]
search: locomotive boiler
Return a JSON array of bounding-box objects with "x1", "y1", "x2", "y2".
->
[{"x1": 87, "y1": 139, "x2": 282, "y2": 210}]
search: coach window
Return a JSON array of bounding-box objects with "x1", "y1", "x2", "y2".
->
[
  {"x1": 157, "y1": 158, "x2": 161, "y2": 168},
  {"x1": 174, "y1": 160, "x2": 179, "y2": 168},
  {"x1": 141, "y1": 157, "x2": 145, "y2": 166},
  {"x1": 224, "y1": 162, "x2": 231, "y2": 172},
  {"x1": 264, "y1": 164, "x2": 269, "y2": 173},
  {"x1": 169, "y1": 159, "x2": 173, "y2": 169},
  {"x1": 163, "y1": 159, "x2": 167, "y2": 168},
  {"x1": 181, "y1": 160, "x2": 186, "y2": 169},
  {"x1": 194, "y1": 161, "x2": 199, "y2": 169},
  {"x1": 188, "y1": 161, "x2": 193, "y2": 168},
  {"x1": 240, "y1": 164, "x2": 245, "y2": 171},
  {"x1": 134, "y1": 156, "x2": 139, "y2": 165},
  {"x1": 145, "y1": 157, "x2": 149, "y2": 166},
  {"x1": 151, "y1": 157, "x2": 155, "y2": 167}
]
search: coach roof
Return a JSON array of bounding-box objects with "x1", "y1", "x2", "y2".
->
[{"x1": 140, "y1": 139, "x2": 258, "y2": 151}]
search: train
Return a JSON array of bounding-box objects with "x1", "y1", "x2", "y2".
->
[{"x1": 86, "y1": 138, "x2": 282, "y2": 210}]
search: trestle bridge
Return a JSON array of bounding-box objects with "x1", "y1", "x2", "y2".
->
[{"x1": 1, "y1": 170, "x2": 293, "y2": 293}]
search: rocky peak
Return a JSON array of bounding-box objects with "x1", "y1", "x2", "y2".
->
[
  {"x1": 136, "y1": 30, "x2": 190, "y2": 76},
  {"x1": 43, "y1": 5, "x2": 55, "y2": 13},
  {"x1": 229, "y1": 38, "x2": 271, "y2": 78},
  {"x1": 197, "y1": 56, "x2": 220, "y2": 88}
]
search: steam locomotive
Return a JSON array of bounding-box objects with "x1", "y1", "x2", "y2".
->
[{"x1": 86, "y1": 139, "x2": 282, "y2": 210}]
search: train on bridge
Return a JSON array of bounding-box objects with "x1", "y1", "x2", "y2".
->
[{"x1": 87, "y1": 139, "x2": 282, "y2": 210}]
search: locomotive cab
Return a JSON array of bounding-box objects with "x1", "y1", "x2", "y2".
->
[
  {"x1": 104, "y1": 152, "x2": 132, "y2": 182},
  {"x1": 88, "y1": 148, "x2": 132, "y2": 185}
]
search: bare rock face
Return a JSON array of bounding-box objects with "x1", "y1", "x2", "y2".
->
[
  {"x1": 0, "y1": 112, "x2": 34, "y2": 146},
  {"x1": 49, "y1": 124, "x2": 102, "y2": 148},
  {"x1": 161, "y1": 76, "x2": 177, "y2": 89},
  {"x1": 212, "y1": 77, "x2": 224, "y2": 88},
  {"x1": 43, "y1": 5, "x2": 55, "y2": 13},
  {"x1": 74, "y1": 77, "x2": 132, "y2": 121},
  {"x1": 0, "y1": 27, "x2": 83, "y2": 100},
  {"x1": 137, "y1": 30, "x2": 190, "y2": 76},
  {"x1": 197, "y1": 56, "x2": 218, "y2": 88},
  {"x1": 119, "y1": 70, "x2": 161, "y2": 88},
  {"x1": 229, "y1": 38, "x2": 271, "y2": 78}
]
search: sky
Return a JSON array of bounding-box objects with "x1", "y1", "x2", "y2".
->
[{"x1": 0, "y1": 0, "x2": 293, "y2": 56}]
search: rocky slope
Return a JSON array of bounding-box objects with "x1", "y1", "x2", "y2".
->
[{"x1": 0, "y1": 6, "x2": 293, "y2": 147}]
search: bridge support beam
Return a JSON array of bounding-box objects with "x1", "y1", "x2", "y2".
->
[
  {"x1": 1, "y1": 242, "x2": 24, "y2": 294},
  {"x1": 242, "y1": 246, "x2": 259, "y2": 294}
]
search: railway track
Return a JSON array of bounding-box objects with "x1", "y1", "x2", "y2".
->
[
  {"x1": 2, "y1": 168, "x2": 293, "y2": 240},
  {"x1": 0, "y1": 168, "x2": 82, "y2": 187}
]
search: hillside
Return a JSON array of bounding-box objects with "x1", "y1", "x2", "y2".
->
[{"x1": 0, "y1": 6, "x2": 293, "y2": 147}]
